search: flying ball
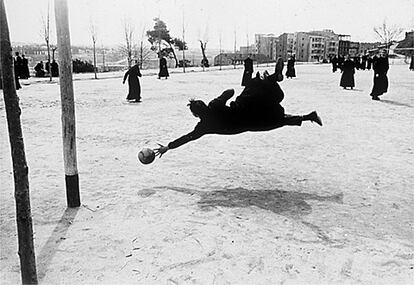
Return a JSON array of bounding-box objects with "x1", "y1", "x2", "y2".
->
[{"x1": 138, "y1": 148, "x2": 155, "y2": 164}]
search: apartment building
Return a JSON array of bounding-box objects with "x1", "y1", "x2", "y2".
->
[{"x1": 255, "y1": 34, "x2": 279, "y2": 60}]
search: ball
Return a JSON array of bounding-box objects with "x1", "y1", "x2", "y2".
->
[{"x1": 138, "y1": 148, "x2": 155, "y2": 164}]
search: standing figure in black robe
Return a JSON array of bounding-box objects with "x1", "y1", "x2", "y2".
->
[
  {"x1": 353, "y1": 55, "x2": 361, "y2": 70},
  {"x1": 123, "y1": 61, "x2": 142, "y2": 102},
  {"x1": 51, "y1": 60, "x2": 59, "y2": 77},
  {"x1": 367, "y1": 56, "x2": 373, "y2": 70},
  {"x1": 45, "y1": 61, "x2": 50, "y2": 74},
  {"x1": 158, "y1": 55, "x2": 169, "y2": 79},
  {"x1": 241, "y1": 56, "x2": 253, "y2": 86},
  {"x1": 21, "y1": 54, "x2": 30, "y2": 79},
  {"x1": 337, "y1": 55, "x2": 344, "y2": 71},
  {"x1": 331, "y1": 55, "x2": 338, "y2": 72},
  {"x1": 340, "y1": 55, "x2": 355, "y2": 89},
  {"x1": 409, "y1": 55, "x2": 414, "y2": 71},
  {"x1": 13, "y1": 54, "x2": 22, "y2": 90},
  {"x1": 361, "y1": 54, "x2": 368, "y2": 70},
  {"x1": 14, "y1": 52, "x2": 23, "y2": 79},
  {"x1": 285, "y1": 55, "x2": 296, "y2": 78},
  {"x1": 370, "y1": 50, "x2": 389, "y2": 100}
]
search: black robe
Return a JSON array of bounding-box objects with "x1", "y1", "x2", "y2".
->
[
  {"x1": 340, "y1": 59, "x2": 355, "y2": 88},
  {"x1": 241, "y1": 57, "x2": 253, "y2": 86},
  {"x1": 167, "y1": 77, "x2": 301, "y2": 150},
  {"x1": 51, "y1": 61, "x2": 59, "y2": 77},
  {"x1": 123, "y1": 64, "x2": 142, "y2": 101},
  {"x1": 21, "y1": 57, "x2": 30, "y2": 78},
  {"x1": 158, "y1": 57, "x2": 169, "y2": 78},
  {"x1": 370, "y1": 56, "x2": 389, "y2": 97},
  {"x1": 331, "y1": 56, "x2": 338, "y2": 72},
  {"x1": 285, "y1": 58, "x2": 296, "y2": 78}
]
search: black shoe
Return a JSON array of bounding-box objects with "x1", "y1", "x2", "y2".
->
[
  {"x1": 309, "y1": 111, "x2": 323, "y2": 126},
  {"x1": 371, "y1": 96, "x2": 380, "y2": 100}
]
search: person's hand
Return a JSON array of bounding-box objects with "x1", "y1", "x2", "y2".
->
[
  {"x1": 122, "y1": 80, "x2": 125, "y2": 84},
  {"x1": 154, "y1": 143, "x2": 169, "y2": 158}
]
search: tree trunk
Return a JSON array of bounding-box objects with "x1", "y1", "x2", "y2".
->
[
  {"x1": 139, "y1": 41, "x2": 143, "y2": 70},
  {"x1": 168, "y1": 42, "x2": 178, "y2": 67},
  {"x1": 46, "y1": 42, "x2": 52, "y2": 82},
  {"x1": 102, "y1": 49, "x2": 105, "y2": 72},
  {"x1": 93, "y1": 42, "x2": 97, "y2": 79},
  {"x1": 54, "y1": 0, "x2": 81, "y2": 208},
  {"x1": 0, "y1": 1, "x2": 38, "y2": 284}
]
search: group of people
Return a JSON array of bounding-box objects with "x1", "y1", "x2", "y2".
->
[
  {"x1": 13, "y1": 52, "x2": 30, "y2": 89},
  {"x1": 338, "y1": 49, "x2": 390, "y2": 100},
  {"x1": 123, "y1": 54, "x2": 169, "y2": 103},
  {"x1": 34, "y1": 60, "x2": 59, "y2": 78},
  {"x1": 331, "y1": 54, "x2": 374, "y2": 73}
]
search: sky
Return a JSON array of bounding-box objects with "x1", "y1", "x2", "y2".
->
[{"x1": 4, "y1": 0, "x2": 414, "y2": 50}]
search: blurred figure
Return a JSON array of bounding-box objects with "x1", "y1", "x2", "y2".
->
[
  {"x1": 158, "y1": 54, "x2": 169, "y2": 79},
  {"x1": 13, "y1": 52, "x2": 22, "y2": 89},
  {"x1": 51, "y1": 60, "x2": 59, "y2": 77},
  {"x1": 361, "y1": 53, "x2": 368, "y2": 70},
  {"x1": 353, "y1": 55, "x2": 361, "y2": 70},
  {"x1": 34, "y1": 61, "x2": 45, "y2": 77},
  {"x1": 370, "y1": 50, "x2": 389, "y2": 100},
  {"x1": 409, "y1": 55, "x2": 414, "y2": 71},
  {"x1": 337, "y1": 55, "x2": 344, "y2": 71},
  {"x1": 45, "y1": 61, "x2": 50, "y2": 74},
  {"x1": 241, "y1": 55, "x2": 253, "y2": 86},
  {"x1": 285, "y1": 55, "x2": 296, "y2": 79},
  {"x1": 367, "y1": 55, "x2": 373, "y2": 70},
  {"x1": 123, "y1": 60, "x2": 142, "y2": 102},
  {"x1": 331, "y1": 55, "x2": 338, "y2": 73},
  {"x1": 21, "y1": 54, "x2": 30, "y2": 79},
  {"x1": 14, "y1": 52, "x2": 22, "y2": 79},
  {"x1": 340, "y1": 55, "x2": 355, "y2": 90}
]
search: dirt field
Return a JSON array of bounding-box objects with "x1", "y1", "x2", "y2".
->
[{"x1": 1, "y1": 63, "x2": 413, "y2": 284}]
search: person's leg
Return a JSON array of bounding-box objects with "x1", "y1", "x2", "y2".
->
[{"x1": 288, "y1": 111, "x2": 322, "y2": 126}]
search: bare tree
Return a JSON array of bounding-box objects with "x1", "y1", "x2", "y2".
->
[
  {"x1": 40, "y1": 0, "x2": 53, "y2": 82},
  {"x1": 234, "y1": 28, "x2": 237, "y2": 69},
  {"x1": 136, "y1": 25, "x2": 152, "y2": 70},
  {"x1": 374, "y1": 19, "x2": 404, "y2": 53},
  {"x1": 219, "y1": 30, "x2": 222, "y2": 70},
  {"x1": 90, "y1": 20, "x2": 98, "y2": 79},
  {"x1": 1, "y1": 1, "x2": 38, "y2": 283},
  {"x1": 121, "y1": 20, "x2": 135, "y2": 68}
]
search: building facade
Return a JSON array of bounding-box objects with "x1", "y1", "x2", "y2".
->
[
  {"x1": 255, "y1": 34, "x2": 279, "y2": 61},
  {"x1": 278, "y1": 33, "x2": 295, "y2": 61}
]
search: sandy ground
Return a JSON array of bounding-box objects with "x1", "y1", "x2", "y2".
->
[{"x1": 1, "y1": 63, "x2": 413, "y2": 284}]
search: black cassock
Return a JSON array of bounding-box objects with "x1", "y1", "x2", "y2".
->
[
  {"x1": 123, "y1": 65, "x2": 142, "y2": 101},
  {"x1": 158, "y1": 57, "x2": 169, "y2": 78},
  {"x1": 340, "y1": 59, "x2": 355, "y2": 88},
  {"x1": 241, "y1": 57, "x2": 253, "y2": 86},
  {"x1": 370, "y1": 56, "x2": 389, "y2": 97},
  {"x1": 285, "y1": 58, "x2": 296, "y2": 78}
]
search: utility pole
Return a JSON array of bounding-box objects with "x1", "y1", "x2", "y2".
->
[
  {"x1": 182, "y1": 9, "x2": 186, "y2": 73},
  {"x1": 234, "y1": 28, "x2": 237, "y2": 69},
  {"x1": 0, "y1": 0, "x2": 38, "y2": 283},
  {"x1": 54, "y1": 0, "x2": 80, "y2": 208}
]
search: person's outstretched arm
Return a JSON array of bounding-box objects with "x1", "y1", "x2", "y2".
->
[
  {"x1": 155, "y1": 124, "x2": 205, "y2": 157},
  {"x1": 122, "y1": 70, "x2": 129, "y2": 84}
]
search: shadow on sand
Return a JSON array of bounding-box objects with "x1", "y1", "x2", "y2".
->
[
  {"x1": 378, "y1": 99, "x2": 412, "y2": 108},
  {"x1": 158, "y1": 186, "x2": 343, "y2": 218},
  {"x1": 37, "y1": 207, "x2": 79, "y2": 282}
]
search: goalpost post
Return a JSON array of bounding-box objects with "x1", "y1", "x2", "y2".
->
[{"x1": 54, "y1": 0, "x2": 81, "y2": 208}]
